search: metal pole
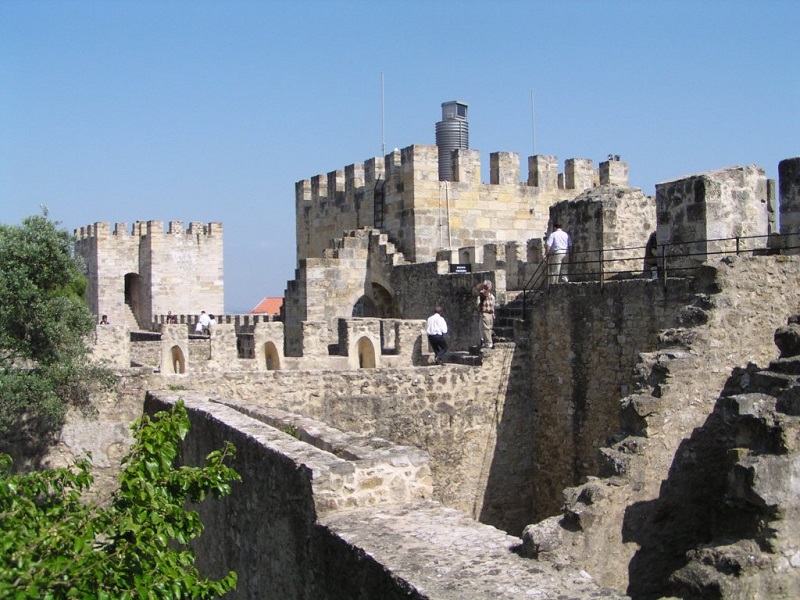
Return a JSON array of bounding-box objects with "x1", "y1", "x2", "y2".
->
[
  {"x1": 381, "y1": 73, "x2": 386, "y2": 156},
  {"x1": 530, "y1": 90, "x2": 536, "y2": 156}
]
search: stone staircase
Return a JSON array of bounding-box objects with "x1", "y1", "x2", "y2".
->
[
  {"x1": 492, "y1": 289, "x2": 544, "y2": 343},
  {"x1": 323, "y1": 228, "x2": 409, "y2": 267},
  {"x1": 119, "y1": 303, "x2": 141, "y2": 331}
]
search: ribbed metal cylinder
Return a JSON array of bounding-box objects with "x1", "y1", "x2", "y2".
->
[{"x1": 435, "y1": 120, "x2": 469, "y2": 181}]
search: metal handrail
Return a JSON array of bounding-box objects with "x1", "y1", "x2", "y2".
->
[{"x1": 519, "y1": 232, "x2": 799, "y2": 321}]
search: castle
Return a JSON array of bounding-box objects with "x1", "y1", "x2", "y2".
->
[{"x1": 67, "y1": 115, "x2": 800, "y2": 597}]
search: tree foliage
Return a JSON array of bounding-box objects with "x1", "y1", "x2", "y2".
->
[
  {"x1": 0, "y1": 401, "x2": 240, "y2": 599},
  {"x1": 0, "y1": 211, "x2": 113, "y2": 461}
]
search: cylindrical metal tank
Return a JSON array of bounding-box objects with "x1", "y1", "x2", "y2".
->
[{"x1": 435, "y1": 101, "x2": 469, "y2": 181}]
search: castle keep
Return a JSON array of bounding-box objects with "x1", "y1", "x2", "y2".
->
[{"x1": 66, "y1": 112, "x2": 800, "y2": 599}]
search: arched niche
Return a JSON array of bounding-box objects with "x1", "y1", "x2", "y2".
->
[
  {"x1": 264, "y1": 341, "x2": 281, "y2": 371},
  {"x1": 169, "y1": 345, "x2": 186, "y2": 374},
  {"x1": 357, "y1": 337, "x2": 376, "y2": 369}
]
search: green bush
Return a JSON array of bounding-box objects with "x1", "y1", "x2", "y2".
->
[{"x1": 0, "y1": 401, "x2": 240, "y2": 599}]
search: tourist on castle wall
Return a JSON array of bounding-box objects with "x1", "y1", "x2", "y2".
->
[
  {"x1": 477, "y1": 281, "x2": 495, "y2": 349},
  {"x1": 99, "y1": 314, "x2": 109, "y2": 325},
  {"x1": 208, "y1": 314, "x2": 217, "y2": 334},
  {"x1": 426, "y1": 305, "x2": 448, "y2": 365},
  {"x1": 546, "y1": 223, "x2": 572, "y2": 283},
  {"x1": 195, "y1": 310, "x2": 211, "y2": 334}
]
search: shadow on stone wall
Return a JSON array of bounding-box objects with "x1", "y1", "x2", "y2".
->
[{"x1": 623, "y1": 361, "x2": 795, "y2": 599}]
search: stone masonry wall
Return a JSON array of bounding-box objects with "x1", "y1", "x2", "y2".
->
[
  {"x1": 179, "y1": 362, "x2": 509, "y2": 519},
  {"x1": 656, "y1": 165, "x2": 769, "y2": 269},
  {"x1": 549, "y1": 186, "x2": 656, "y2": 281},
  {"x1": 74, "y1": 222, "x2": 139, "y2": 325},
  {"x1": 521, "y1": 255, "x2": 800, "y2": 596},
  {"x1": 780, "y1": 157, "x2": 800, "y2": 253},
  {"x1": 521, "y1": 278, "x2": 695, "y2": 522},
  {"x1": 144, "y1": 393, "x2": 626, "y2": 600}
]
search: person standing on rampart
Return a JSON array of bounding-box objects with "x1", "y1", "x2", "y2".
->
[
  {"x1": 196, "y1": 310, "x2": 211, "y2": 334},
  {"x1": 477, "y1": 281, "x2": 495, "y2": 349},
  {"x1": 426, "y1": 305, "x2": 448, "y2": 365},
  {"x1": 546, "y1": 223, "x2": 572, "y2": 283}
]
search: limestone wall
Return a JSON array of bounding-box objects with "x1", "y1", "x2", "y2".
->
[
  {"x1": 780, "y1": 157, "x2": 800, "y2": 253},
  {"x1": 144, "y1": 393, "x2": 625, "y2": 600},
  {"x1": 656, "y1": 165, "x2": 769, "y2": 268},
  {"x1": 549, "y1": 186, "x2": 656, "y2": 281},
  {"x1": 521, "y1": 255, "x2": 800, "y2": 595},
  {"x1": 180, "y1": 362, "x2": 509, "y2": 519},
  {"x1": 74, "y1": 222, "x2": 139, "y2": 325}
]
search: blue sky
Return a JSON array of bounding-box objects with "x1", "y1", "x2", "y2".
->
[{"x1": 2, "y1": 0, "x2": 798, "y2": 312}]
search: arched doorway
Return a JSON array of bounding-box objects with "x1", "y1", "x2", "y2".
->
[
  {"x1": 352, "y1": 282, "x2": 398, "y2": 318},
  {"x1": 124, "y1": 272, "x2": 141, "y2": 326},
  {"x1": 264, "y1": 341, "x2": 281, "y2": 371},
  {"x1": 357, "y1": 337, "x2": 376, "y2": 368},
  {"x1": 169, "y1": 345, "x2": 185, "y2": 374}
]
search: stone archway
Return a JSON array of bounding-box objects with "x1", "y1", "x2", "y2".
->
[
  {"x1": 357, "y1": 337, "x2": 376, "y2": 368},
  {"x1": 168, "y1": 345, "x2": 185, "y2": 374},
  {"x1": 352, "y1": 282, "x2": 398, "y2": 318},
  {"x1": 264, "y1": 341, "x2": 281, "y2": 371}
]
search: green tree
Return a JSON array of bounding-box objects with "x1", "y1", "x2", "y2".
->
[
  {"x1": 0, "y1": 401, "x2": 240, "y2": 599},
  {"x1": 0, "y1": 211, "x2": 113, "y2": 463}
]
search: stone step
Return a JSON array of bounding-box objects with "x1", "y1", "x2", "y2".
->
[{"x1": 767, "y1": 357, "x2": 800, "y2": 376}]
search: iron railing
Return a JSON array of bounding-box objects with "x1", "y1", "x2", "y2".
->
[{"x1": 521, "y1": 232, "x2": 799, "y2": 318}]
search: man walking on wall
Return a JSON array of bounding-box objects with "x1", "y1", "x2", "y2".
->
[
  {"x1": 426, "y1": 305, "x2": 448, "y2": 365},
  {"x1": 546, "y1": 223, "x2": 572, "y2": 283}
]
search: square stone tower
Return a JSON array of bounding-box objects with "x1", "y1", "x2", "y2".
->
[{"x1": 74, "y1": 220, "x2": 223, "y2": 329}]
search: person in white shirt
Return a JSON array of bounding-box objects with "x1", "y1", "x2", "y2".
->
[
  {"x1": 195, "y1": 310, "x2": 211, "y2": 334},
  {"x1": 546, "y1": 223, "x2": 572, "y2": 283},
  {"x1": 426, "y1": 305, "x2": 448, "y2": 365}
]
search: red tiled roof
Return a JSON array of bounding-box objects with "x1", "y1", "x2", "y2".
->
[{"x1": 250, "y1": 296, "x2": 283, "y2": 315}]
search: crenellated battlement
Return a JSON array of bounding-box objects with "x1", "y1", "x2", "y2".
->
[
  {"x1": 295, "y1": 144, "x2": 630, "y2": 265},
  {"x1": 296, "y1": 145, "x2": 629, "y2": 206},
  {"x1": 74, "y1": 220, "x2": 222, "y2": 240}
]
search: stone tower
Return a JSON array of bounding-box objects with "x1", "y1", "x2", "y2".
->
[{"x1": 74, "y1": 220, "x2": 223, "y2": 329}]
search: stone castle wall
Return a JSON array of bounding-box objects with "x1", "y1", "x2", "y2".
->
[
  {"x1": 295, "y1": 145, "x2": 628, "y2": 267},
  {"x1": 549, "y1": 186, "x2": 657, "y2": 281},
  {"x1": 656, "y1": 165, "x2": 770, "y2": 268},
  {"x1": 780, "y1": 157, "x2": 800, "y2": 252},
  {"x1": 144, "y1": 393, "x2": 624, "y2": 600},
  {"x1": 74, "y1": 220, "x2": 223, "y2": 327},
  {"x1": 523, "y1": 278, "x2": 695, "y2": 522}
]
